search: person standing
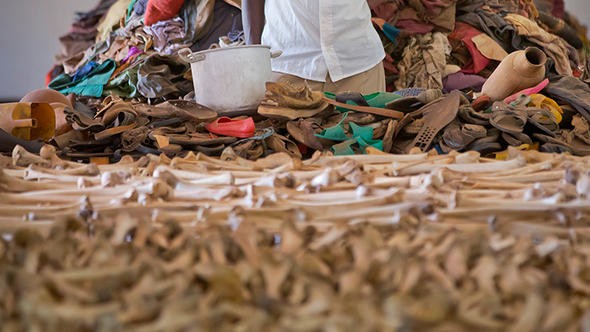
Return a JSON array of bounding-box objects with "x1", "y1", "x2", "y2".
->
[{"x1": 242, "y1": 0, "x2": 386, "y2": 94}]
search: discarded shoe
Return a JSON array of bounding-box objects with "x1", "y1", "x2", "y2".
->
[
  {"x1": 206, "y1": 117, "x2": 255, "y2": 138},
  {"x1": 410, "y1": 91, "x2": 461, "y2": 152},
  {"x1": 258, "y1": 81, "x2": 331, "y2": 120},
  {"x1": 286, "y1": 118, "x2": 326, "y2": 151},
  {"x1": 489, "y1": 102, "x2": 528, "y2": 135},
  {"x1": 442, "y1": 120, "x2": 487, "y2": 150}
]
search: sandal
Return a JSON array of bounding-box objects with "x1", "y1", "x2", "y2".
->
[
  {"x1": 286, "y1": 118, "x2": 326, "y2": 151},
  {"x1": 442, "y1": 120, "x2": 487, "y2": 151},
  {"x1": 489, "y1": 102, "x2": 527, "y2": 135}
]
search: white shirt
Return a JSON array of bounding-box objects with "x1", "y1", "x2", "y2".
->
[{"x1": 261, "y1": 0, "x2": 385, "y2": 82}]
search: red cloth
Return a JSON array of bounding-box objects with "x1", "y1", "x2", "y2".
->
[
  {"x1": 448, "y1": 22, "x2": 490, "y2": 74},
  {"x1": 552, "y1": 0, "x2": 565, "y2": 18},
  {"x1": 144, "y1": 0, "x2": 185, "y2": 26}
]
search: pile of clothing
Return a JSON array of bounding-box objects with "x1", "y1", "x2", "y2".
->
[{"x1": 3, "y1": 0, "x2": 590, "y2": 161}]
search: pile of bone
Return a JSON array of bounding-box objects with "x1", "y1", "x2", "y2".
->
[
  {"x1": 2, "y1": 145, "x2": 590, "y2": 330},
  {"x1": 1, "y1": 209, "x2": 590, "y2": 331},
  {"x1": 2, "y1": 144, "x2": 590, "y2": 233}
]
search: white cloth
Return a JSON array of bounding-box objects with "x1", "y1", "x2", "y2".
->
[{"x1": 261, "y1": 0, "x2": 385, "y2": 82}]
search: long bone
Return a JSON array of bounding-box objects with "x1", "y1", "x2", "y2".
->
[
  {"x1": 154, "y1": 167, "x2": 235, "y2": 188},
  {"x1": 22, "y1": 166, "x2": 101, "y2": 183},
  {"x1": 0, "y1": 168, "x2": 73, "y2": 192},
  {"x1": 393, "y1": 156, "x2": 528, "y2": 176},
  {"x1": 304, "y1": 152, "x2": 430, "y2": 166},
  {"x1": 38, "y1": 145, "x2": 91, "y2": 169},
  {"x1": 97, "y1": 155, "x2": 153, "y2": 173},
  {"x1": 12, "y1": 145, "x2": 50, "y2": 167},
  {"x1": 471, "y1": 170, "x2": 565, "y2": 183}
]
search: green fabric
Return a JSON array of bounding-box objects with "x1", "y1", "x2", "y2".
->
[
  {"x1": 382, "y1": 23, "x2": 401, "y2": 43},
  {"x1": 103, "y1": 55, "x2": 145, "y2": 98},
  {"x1": 103, "y1": 68, "x2": 139, "y2": 98},
  {"x1": 49, "y1": 60, "x2": 117, "y2": 98},
  {"x1": 126, "y1": 0, "x2": 139, "y2": 22}
]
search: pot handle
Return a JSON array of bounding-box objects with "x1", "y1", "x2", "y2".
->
[
  {"x1": 178, "y1": 48, "x2": 206, "y2": 63},
  {"x1": 270, "y1": 50, "x2": 282, "y2": 58}
]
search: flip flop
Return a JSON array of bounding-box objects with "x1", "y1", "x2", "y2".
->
[
  {"x1": 315, "y1": 113, "x2": 350, "y2": 141},
  {"x1": 206, "y1": 116, "x2": 255, "y2": 138},
  {"x1": 458, "y1": 105, "x2": 491, "y2": 126},
  {"x1": 489, "y1": 102, "x2": 527, "y2": 135},
  {"x1": 442, "y1": 120, "x2": 487, "y2": 151},
  {"x1": 503, "y1": 78, "x2": 550, "y2": 104}
]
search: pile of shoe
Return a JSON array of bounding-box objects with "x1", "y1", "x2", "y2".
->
[{"x1": 4, "y1": 0, "x2": 590, "y2": 161}]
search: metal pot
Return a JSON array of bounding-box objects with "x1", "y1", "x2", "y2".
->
[{"x1": 179, "y1": 46, "x2": 281, "y2": 115}]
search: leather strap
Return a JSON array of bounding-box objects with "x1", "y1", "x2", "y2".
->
[{"x1": 322, "y1": 96, "x2": 404, "y2": 119}]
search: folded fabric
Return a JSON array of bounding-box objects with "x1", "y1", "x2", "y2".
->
[
  {"x1": 449, "y1": 22, "x2": 490, "y2": 74},
  {"x1": 372, "y1": 18, "x2": 402, "y2": 44},
  {"x1": 471, "y1": 33, "x2": 508, "y2": 62},
  {"x1": 143, "y1": 17, "x2": 188, "y2": 54},
  {"x1": 49, "y1": 60, "x2": 116, "y2": 98},
  {"x1": 134, "y1": 0, "x2": 148, "y2": 15},
  {"x1": 96, "y1": 0, "x2": 131, "y2": 42},
  {"x1": 144, "y1": 0, "x2": 185, "y2": 26},
  {"x1": 504, "y1": 13, "x2": 577, "y2": 76},
  {"x1": 443, "y1": 72, "x2": 486, "y2": 93},
  {"x1": 396, "y1": 32, "x2": 448, "y2": 90},
  {"x1": 126, "y1": 0, "x2": 139, "y2": 21},
  {"x1": 72, "y1": 61, "x2": 99, "y2": 81},
  {"x1": 457, "y1": 8, "x2": 521, "y2": 53}
]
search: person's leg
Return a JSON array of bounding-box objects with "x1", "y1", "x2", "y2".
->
[
  {"x1": 324, "y1": 62, "x2": 386, "y2": 94},
  {"x1": 269, "y1": 72, "x2": 325, "y2": 92}
]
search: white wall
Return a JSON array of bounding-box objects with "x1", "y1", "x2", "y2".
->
[
  {"x1": 565, "y1": 0, "x2": 590, "y2": 35},
  {"x1": 0, "y1": 0, "x2": 97, "y2": 100},
  {"x1": 0, "y1": 0, "x2": 589, "y2": 100}
]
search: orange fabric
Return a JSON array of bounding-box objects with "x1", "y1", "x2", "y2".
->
[{"x1": 144, "y1": 0, "x2": 185, "y2": 26}]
